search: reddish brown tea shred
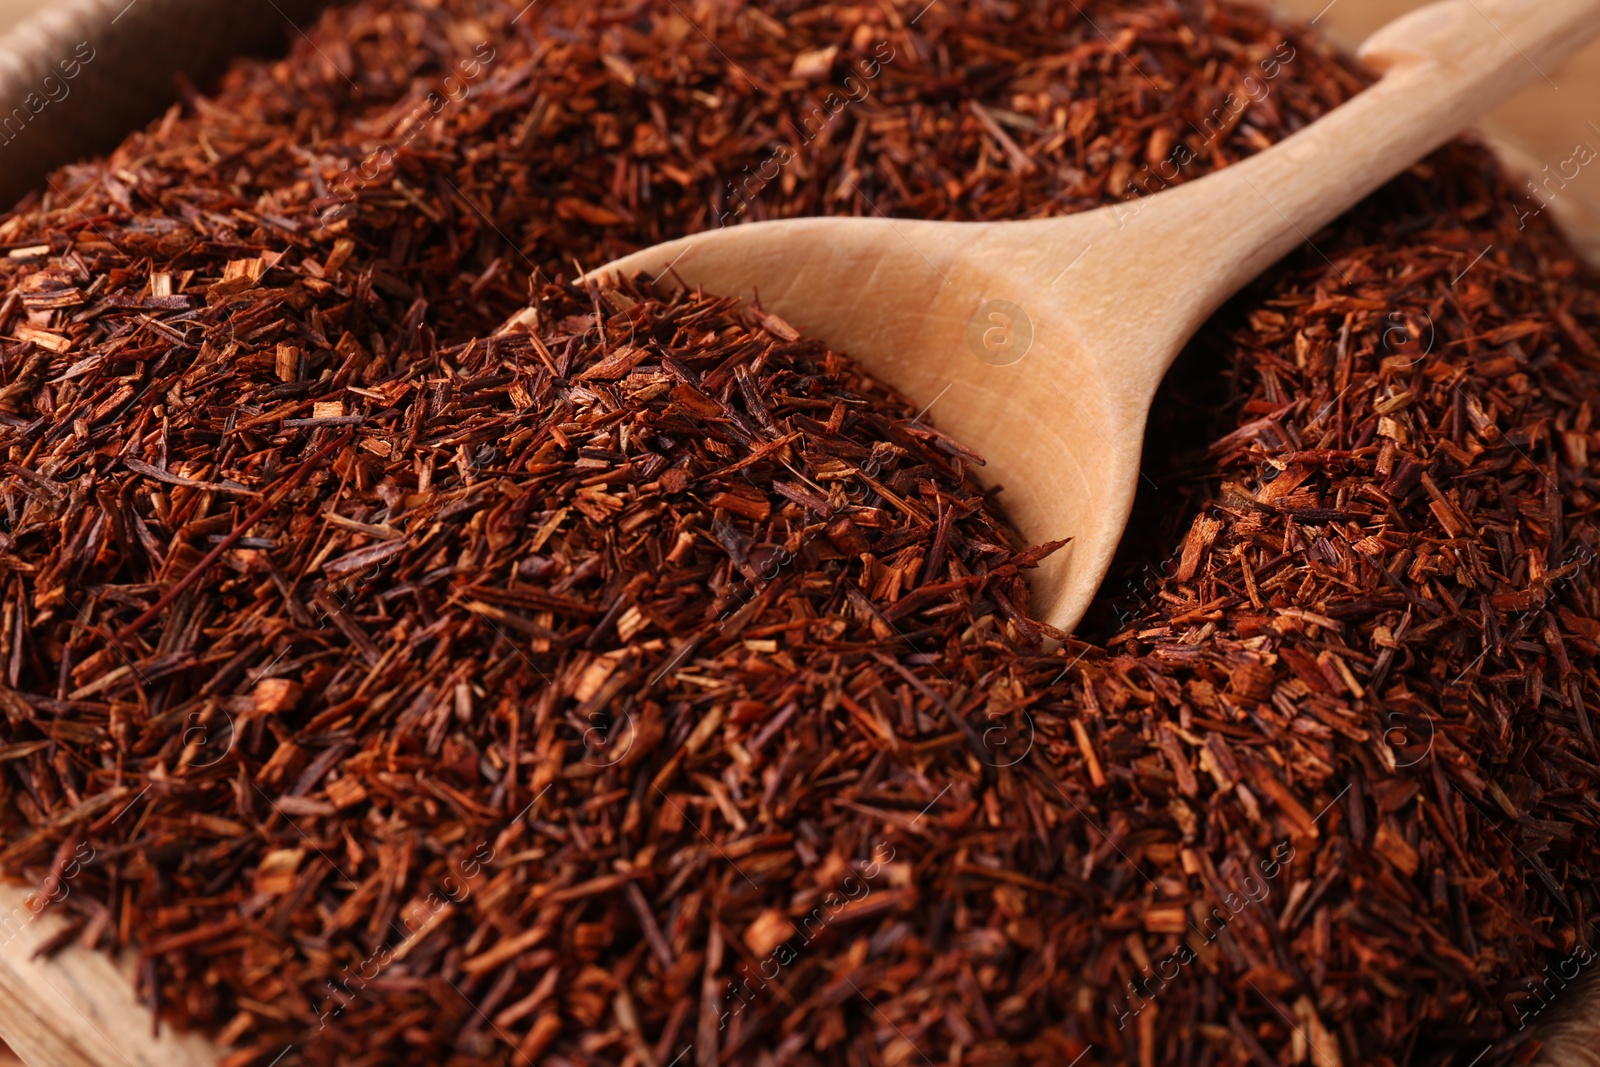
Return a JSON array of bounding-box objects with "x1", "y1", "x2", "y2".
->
[{"x1": 0, "y1": 1, "x2": 1597, "y2": 1066}]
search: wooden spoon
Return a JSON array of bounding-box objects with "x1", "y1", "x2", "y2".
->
[
  {"x1": 594, "y1": 0, "x2": 1600, "y2": 634},
  {"x1": 1, "y1": 1, "x2": 1598, "y2": 1066}
]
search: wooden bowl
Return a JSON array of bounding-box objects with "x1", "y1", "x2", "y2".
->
[{"x1": 0, "y1": 1, "x2": 1595, "y2": 1064}]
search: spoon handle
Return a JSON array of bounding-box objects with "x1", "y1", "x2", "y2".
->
[{"x1": 1118, "y1": 0, "x2": 1600, "y2": 357}]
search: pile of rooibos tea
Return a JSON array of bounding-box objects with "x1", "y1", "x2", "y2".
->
[{"x1": 0, "y1": 0, "x2": 1597, "y2": 1065}]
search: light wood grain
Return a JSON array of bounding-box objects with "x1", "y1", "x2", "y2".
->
[
  {"x1": 1271, "y1": 0, "x2": 1600, "y2": 265},
  {"x1": 0, "y1": 2, "x2": 41, "y2": 31},
  {"x1": 0, "y1": 887, "x2": 218, "y2": 1067}
]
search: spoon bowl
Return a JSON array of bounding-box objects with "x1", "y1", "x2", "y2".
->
[
  {"x1": 602, "y1": 213, "x2": 1143, "y2": 630},
  {"x1": 594, "y1": 0, "x2": 1600, "y2": 631}
]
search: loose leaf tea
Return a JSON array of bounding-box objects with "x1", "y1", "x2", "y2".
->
[{"x1": 0, "y1": 0, "x2": 1597, "y2": 1066}]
